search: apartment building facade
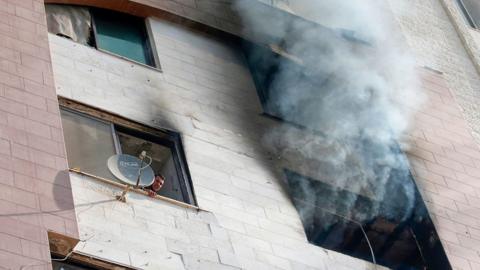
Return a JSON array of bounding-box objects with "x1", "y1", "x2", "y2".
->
[{"x1": 1, "y1": 0, "x2": 480, "y2": 269}]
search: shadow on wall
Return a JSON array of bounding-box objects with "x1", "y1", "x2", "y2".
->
[{"x1": 0, "y1": 170, "x2": 114, "y2": 225}]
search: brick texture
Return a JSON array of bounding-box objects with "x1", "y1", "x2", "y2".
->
[
  {"x1": 47, "y1": 13, "x2": 386, "y2": 269},
  {"x1": 408, "y1": 69, "x2": 480, "y2": 270},
  {"x1": 40, "y1": 1, "x2": 480, "y2": 269},
  {"x1": 0, "y1": 0, "x2": 78, "y2": 269}
]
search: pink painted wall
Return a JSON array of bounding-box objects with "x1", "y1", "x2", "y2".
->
[
  {"x1": 0, "y1": 0, "x2": 78, "y2": 269},
  {"x1": 409, "y1": 69, "x2": 480, "y2": 270}
]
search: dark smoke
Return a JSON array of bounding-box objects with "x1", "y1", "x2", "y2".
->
[{"x1": 234, "y1": 0, "x2": 424, "y2": 226}]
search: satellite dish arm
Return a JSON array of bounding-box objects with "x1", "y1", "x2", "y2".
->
[{"x1": 135, "y1": 152, "x2": 152, "y2": 188}]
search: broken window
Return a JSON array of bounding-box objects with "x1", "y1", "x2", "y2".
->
[
  {"x1": 60, "y1": 105, "x2": 195, "y2": 205},
  {"x1": 458, "y1": 0, "x2": 480, "y2": 28},
  {"x1": 284, "y1": 165, "x2": 451, "y2": 269},
  {"x1": 46, "y1": 4, "x2": 156, "y2": 67},
  {"x1": 242, "y1": 40, "x2": 330, "y2": 129}
]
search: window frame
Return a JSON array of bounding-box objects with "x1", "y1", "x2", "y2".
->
[
  {"x1": 457, "y1": 0, "x2": 480, "y2": 29},
  {"x1": 59, "y1": 97, "x2": 196, "y2": 206},
  {"x1": 46, "y1": 4, "x2": 160, "y2": 70},
  {"x1": 89, "y1": 7, "x2": 158, "y2": 68}
]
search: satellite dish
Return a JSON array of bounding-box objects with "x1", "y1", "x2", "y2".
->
[{"x1": 107, "y1": 154, "x2": 155, "y2": 187}]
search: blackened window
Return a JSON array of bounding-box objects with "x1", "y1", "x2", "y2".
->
[
  {"x1": 244, "y1": 41, "x2": 304, "y2": 121},
  {"x1": 242, "y1": 41, "x2": 329, "y2": 128},
  {"x1": 46, "y1": 4, "x2": 156, "y2": 67},
  {"x1": 284, "y1": 164, "x2": 451, "y2": 269},
  {"x1": 458, "y1": 0, "x2": 480, "y2": 28},
  {"x1": 60, "y1": 108, "x2": 195, "y2": 205}
]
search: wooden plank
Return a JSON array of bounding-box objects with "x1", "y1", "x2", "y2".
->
[
  {"x1": 58, "y1": 96, "x2": 172, "y2": 139},
  {"x1": 48, "y1": 230, "x2": 80, "y2": 257}
]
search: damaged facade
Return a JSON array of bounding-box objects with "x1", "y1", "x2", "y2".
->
[{"x1": 1, "y1": 0, "x2": 480, "y2": 269}]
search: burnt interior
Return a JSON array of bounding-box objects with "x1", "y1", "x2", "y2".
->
[
  {"x1": 241, "y1": 12, "x2": 452, "y2": 270},
  {"x1": 285, "y1": 168, "x2": 450, "y2": 270}
]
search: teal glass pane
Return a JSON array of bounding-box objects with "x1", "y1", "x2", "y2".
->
[{"x1": 93, "y1": 9, "x2": 153, "y2": 66}]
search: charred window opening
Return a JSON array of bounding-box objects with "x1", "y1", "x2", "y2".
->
[
  {"x1": 242, "y1": 3, "x2": 451, "y2": 270},
  {"x1": 284, "y1": 151, "x2": 451, "y2": 270},
  {"x1": 241, "y1": 10, "x2": 369, "y2": 128},
  {"x1": 60, "y1": 107, "x2": 196, "y2": 205},
  {"x1": 243, "y1": 40, "x2": 327, "y2": 128},
  {"x1": 457, "y1": 0, "x2": 480, "y2": 28},
  {"x1": 46, "y1": 4, "x2": 156, "y2": 67}
]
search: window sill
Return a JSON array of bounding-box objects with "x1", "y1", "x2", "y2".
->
[
  {"x1": 69, "y1": 168, "x2": 198, "y2": 210},
  {"x1": 49, "y1": 34, "x2": 162, "y2": 73},
  {"x1": 97, "y1": 48, "x2": 162, "y2": 73}
]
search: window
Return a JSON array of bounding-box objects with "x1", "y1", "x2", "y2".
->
[
  {"x1": 46, "y1": 4, "x2": 156, "y2": 67},
  {"x1": 458, "y1": 0, "x2": 480, "y2": 28},
  {"x1": 284, "y1": 163, "x2": 451, "y2": 269},
  {"x1": 242, "y1": 41, "x2": 331, "y2": 129},
  {"x1": 242, "y1": 17, "x2": 367, "y2": 128},
  {"x1": 60, "y1": 102, "x2": 195, "y2": 205},
  {"x1": 243, "y1": 42, "x2": 302, "y2": 123}
]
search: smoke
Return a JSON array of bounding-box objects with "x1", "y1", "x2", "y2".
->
[{"x1": 234, "y1": 0, "x2": 424, "y2": 227}]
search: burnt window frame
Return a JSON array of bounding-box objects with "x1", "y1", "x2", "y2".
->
[
  {"x1": 283, "y1": 167, "x2": 452, "y2": 270},
  {"x1": 59, "y1": 98, "x2": 196, "y2": 206},
  {"x1": 45, "y1": 4, "x2": 159, "y2": 69},
  {"x1": 242, "y1": 40, "x2": 313, "y2": 129},
  {"x1": 241, "y1": 21, "x2": 369, "y2": 126}
]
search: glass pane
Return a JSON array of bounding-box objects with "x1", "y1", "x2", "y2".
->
[
  {"x1": 116, "y1": 131, "x2": 185, "y2": 202},
  {"x1": 462, "y1": 0, "x2": 480, "y2": 27},
  {"x1": 60, "y1": 110, "x2": 117, "y2": 180},
  {"x1": 92, "y1": 9, "x2": 152, "y2": 66},
  {"x1": 45, "y1": 4, "x2": 93, "y2": 46}
]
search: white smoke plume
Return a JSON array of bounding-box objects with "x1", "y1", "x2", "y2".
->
[{"x1": 234, "y1": 0, "x2": 425, "y2": 226}]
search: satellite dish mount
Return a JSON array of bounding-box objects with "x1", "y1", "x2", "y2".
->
[{"x1": 107, "y1": 151, "x2": 155, "y2": 203}]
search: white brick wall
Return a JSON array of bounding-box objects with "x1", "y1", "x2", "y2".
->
[{"x1": 49, "y1": 14, "x2": 385, "y2": 270}]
